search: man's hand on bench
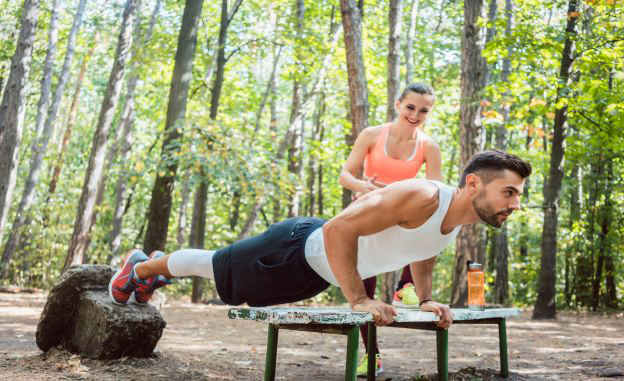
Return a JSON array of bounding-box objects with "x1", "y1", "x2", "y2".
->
[
  {"x1": 352, "y1": 299, "x2": 398, "y2": 325},
  {"x1": 420, "y1": 300, "x2": 453, "y2": 329}
]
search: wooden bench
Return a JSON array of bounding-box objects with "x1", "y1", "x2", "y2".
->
[{"x1": 229, "y1": 307, "x2": 519, "y2": 381}]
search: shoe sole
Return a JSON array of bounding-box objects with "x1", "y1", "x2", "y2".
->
[{"x1": 108, "y1": 249, "x2": 143, "y2": 305}]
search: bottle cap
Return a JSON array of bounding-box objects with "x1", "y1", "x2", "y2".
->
[{"x1": 468, "y1": 262, "x2": 482, "y2": 270}]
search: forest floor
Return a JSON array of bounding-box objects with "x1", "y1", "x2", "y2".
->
[{"x1": 1, "y1": 291, "x2": 623, "y2": 380}]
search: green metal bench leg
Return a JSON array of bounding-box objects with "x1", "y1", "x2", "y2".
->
[
  {"x1": 345, "y1": 326, "x2": 359, "y2": 381},
  {"x1": 367, "y1": 322, "x2": 376, "y2": 381},
  {"x1": 498, "y1": 318, "x2": 509, "y2": 378},
  {"x1": 436, "y1": 328, "x2": 448, "y2": 381},
  {"x1": 264, "y1": 324, "x2": 279, "y2": 381}
]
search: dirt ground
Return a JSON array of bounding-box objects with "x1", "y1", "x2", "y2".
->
[{"x1": 1, "y1": 291, "x2": 623, "y2": 380}]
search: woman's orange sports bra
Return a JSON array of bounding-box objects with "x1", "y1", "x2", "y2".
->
[{"x1": 363, "y1": 124, "x2": 427, "y2": 185}]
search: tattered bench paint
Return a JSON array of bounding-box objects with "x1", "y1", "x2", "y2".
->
[
  {"x1": 229, "y1": 306, "x2": 519, "y2": 324},
  {"x1": 229, "y1": 307, "x2": 519, "y2": 381}
]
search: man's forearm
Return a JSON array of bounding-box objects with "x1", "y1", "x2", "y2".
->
[
  {"x1": 323, "y1": 222, "x2": 368, "y2": 306},
  {"x1": 410, "y1": 257, "x2": 436, "y2": 301}
]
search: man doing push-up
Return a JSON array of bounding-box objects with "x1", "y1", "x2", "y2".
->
[{"x1": 109, "y1": 150, "x2": 531, "y2": 328}]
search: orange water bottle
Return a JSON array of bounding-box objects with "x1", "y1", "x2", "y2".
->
[{"x1": 467, "y1": 261, "x2": 485, "y2": 311}]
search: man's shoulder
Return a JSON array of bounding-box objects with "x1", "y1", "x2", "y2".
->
[{"x1": 389, "y1": 179, "x2": 441, "y2": 205}]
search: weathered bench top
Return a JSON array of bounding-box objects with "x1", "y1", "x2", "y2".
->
[{"x1": 228, "y1": 307, "x2": 519, "y2": 325}]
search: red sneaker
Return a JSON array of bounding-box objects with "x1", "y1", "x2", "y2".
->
[
  {"x1": 134, "y1": 251, "x2": 172, "y2": 304},
  {"x1": 108, "y1": 249, "x2": 148, "y2": 304}
]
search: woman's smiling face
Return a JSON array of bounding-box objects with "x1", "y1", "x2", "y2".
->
[{"x1": 395, "y1": 92, "x2": 435, "y2": 127}]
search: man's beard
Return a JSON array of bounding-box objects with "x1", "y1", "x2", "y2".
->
[{"x1": 472, "y1": 190, "x2": 511, "y2": 228}]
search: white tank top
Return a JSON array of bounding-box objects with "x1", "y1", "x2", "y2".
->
[{"x1": 304, "y1": 181, "x2": 461, "y2": 286}]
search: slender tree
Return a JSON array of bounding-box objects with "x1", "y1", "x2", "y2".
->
[
  {"x1": 175, "y1": 168, "x2": 191, "y2": 246},
  {"x1": 404, "y1": 0, "x2": 419, "y2": 85},
  {"x1": 188, "y1": 0, "x2": 242, "y2": 302},
  {"x1": 451, "y1": 0, "x2": 486, "y2": 307},
  {"x1": 0, "y1": 0, "x2": 40, "y2": 242},
  {"x1": 339, "y1": 0, "x2": 369, "y2": 208},
  {"x1": 2, "y1": 0, "x2": 87, "y2": 274},
  {"x1": 47, "y1": 32, "x2": 97, "y2": 197},
  {"x1": 32, "y1": 0, "x2": 59, "y2": 140},
  {"x1": 63, "y1": 0, "x2": 138, "y2": 271},
  {"x1": 386, "y1": 0, "x2": 402, "y2": 122},
  {"x1": 143, "y1": 0, "x2": 204, "y2": 254},
  {"x1": 533, "y1": 0, "x2": 579, "y2": 319},
  {"x1": 108, "y1": 0, "x2": 161, "y2": 261},
  {"x1": 492, "y1": 0, "x2": 514, "y2": 306},
  {"x1": 592, "y1": 159, "x2": 612, "y2": 311},
  {"x1": 285, "y1": 0, "x2": 306, "y2": 217},
  {"x1": 0, "y1": 0, "x2": 57, "y2": 276}
]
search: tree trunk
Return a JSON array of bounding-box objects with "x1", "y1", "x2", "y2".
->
[
  {"x1": 533, "y1": 0, "x2": 578, "y2": 320},
  {"x1": 490, "y1": 0, "x2": 513, "y2": 307},
  {"x1": 63, "y1": 0, "x2": 137, "y2": 271},
  {"x1": 592, "y1": 160, "x2": 612, "y2": 311},
  {"x1": 286, "y1": 115, "x2": 305, "y2": 217},
  {"x1": 43, "y1": 0, "x2": 88, "y2": 176},
  {"x1": 386, "y1": 0, "x2": 402, "y2": 122},
  {"x1": 306, "y1": 88, "x2": 326, "y2": 216},
  {"x1": 576, "y1": 160, "x2": 601, "y2": 307},
  {"x1": 32, "y1": 0, "x2": 59, "y2": 140},
  {"x1": 0, "y1": 0, "x2": 40, "y2": 242},
  {"x1": 340, "y1": 0, "x2": 369, "y2": 207},
  {"x1": 518, "y1": 119, "x2": 533, "y2": 259},
  {"x1": 94, "y1": 0, "x2": 145, "y2": 224},
  {"x1": 108, "y1": 0, "x2": 161, "y2": 263},
  {"x1": 284, "y1": 0, "x2": 306, "y2": 218},
  {"x1": 451, "y1": 0, "x2": 486, "y2": 307},
  {"x1": 252, "y1": 45, "x2": 282, "y2": 138},
  {"x1": 6, "y1": 0, "x2": 86, "y2": 271},
  {"x1": 176, "y1": 168, "x2": 191, "y2": 246},
  {"x1": 0, "y1": 0, "x2": 58, "y2": 277},
  {"x1": 189, "y1": 0, "x2": 239, "y2": 301},
  {"x1": 189, "y1": 179, "x2": 208, "y2": 303},
  {"x1": 200, "y1": 0, "x2": 242, "y2": 97},
  {"x1": 48, "y1": 31, "x2": 97, "y2": 197},
  {"x1": 565, "y1": 165, "x2": 581, "y2": 307},
  {"x1": 317, "y1": 129, "x2": 325, "y2": 216},
  {"x1": 143, "y1": 0, "x2": 204, "y2": 253},
  {"x1": 229, "y1": 191, "x2": 241, "y2": 230},
  {"x1": 237, "y1": 198, "x2": 263, "y2": 240},
  {"x1": 404, "y1": 0, "x2": 419, "y2": 85},
  {"x1": 482, "y1": 0, "x2": 497, "y2": 88}
]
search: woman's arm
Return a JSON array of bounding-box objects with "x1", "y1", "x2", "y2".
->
[
  {"x1": 339, "y1": 127, "x2": 380, "y2": 194},
  {"x1": 424, "y1": 140, "x2": 443, "y2": 181}
]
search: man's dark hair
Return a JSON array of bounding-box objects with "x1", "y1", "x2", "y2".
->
[
  {"x1": 398, "y1": 82, "x2": 435, "y2": 101},
  {"x1": 458, "y1": 150, "x2": 532, "y2": 187}
]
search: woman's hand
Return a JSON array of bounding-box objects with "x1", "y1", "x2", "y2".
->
[{"x1": 358, "y1": 174, "x2": 381, "y2": 195}]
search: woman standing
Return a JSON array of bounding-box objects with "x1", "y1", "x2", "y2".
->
[{"x1": 339, "y1": 83, "x2": 443, "y2": 376}]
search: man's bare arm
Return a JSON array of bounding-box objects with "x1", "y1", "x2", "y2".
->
[
  {"x1": 322, "y1": 180, "x2": 438, "y2": 324},
  {"x1": 410, "y1": 257, "x2": 454, "y2": 329},
  {"x1": 410, "y1": 257, "x2": 435, "y2": 301}
]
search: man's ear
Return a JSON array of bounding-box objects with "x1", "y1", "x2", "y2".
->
[{"x1": 464, "y1": 173, "x2": 481, "y2": 194}]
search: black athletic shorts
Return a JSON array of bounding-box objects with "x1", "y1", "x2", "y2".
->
[{"x1": 212, "y1": 217, "x2": 330, "y2": 306}]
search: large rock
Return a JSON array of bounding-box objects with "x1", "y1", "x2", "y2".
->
[{"x1": 36, "y1": 264, "x2": 166, "y2": 359}]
